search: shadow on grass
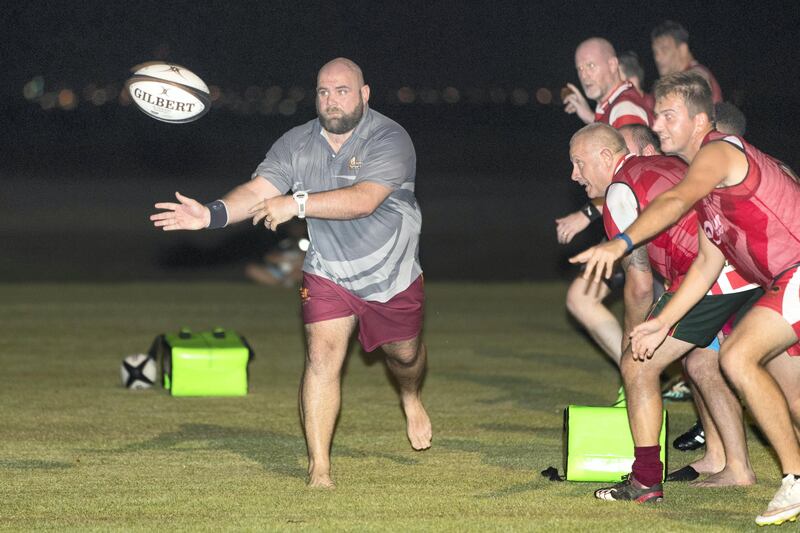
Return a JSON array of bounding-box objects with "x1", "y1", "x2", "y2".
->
[
  {"x1": 438, "y1": 437, "x2": 540, "y2": 472},
  {"x1": 473, "y1": 345, "x2": 614, "y2": 375},
  {"x1": 443, "y1": 371, "x2": 606, "y2": 410},
  {"x1": 0, "y1": 459, "x2": 75, "y2": 470},
  {"x1": 437, "y1": 437, "x2": 554, "y2": 497},
  {"x1": 478, "y1": 422, "x2": 561, "y2": 436},
  {"x1": 109, "y1": 424, "x2": 417, "y2": 481}
]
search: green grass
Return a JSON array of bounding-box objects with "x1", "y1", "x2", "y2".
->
[{"x1": 0, "y1": 282, "x2": 782, "y2": 531}]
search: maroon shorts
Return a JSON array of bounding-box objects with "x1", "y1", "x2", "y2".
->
[
  {"x1": 300, "y1": 272, "x2": 424, "y2": 352},
  {"x1": 754, "y1": 266, "x2": 800, "y2": 355}
]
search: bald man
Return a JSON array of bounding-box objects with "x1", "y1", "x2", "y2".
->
[
  {"x1": 572, "y1": 72, "x2": 800, "y2": 523},
  {"x1": 151, "y1": 58, "x2": 432, "y2": 489},
  {"x1": 569, "y1": 123, "x2": 761, "y2": 503},
  {"x1": 564, "y1": 37, "x2": 652, "y2": 128}
]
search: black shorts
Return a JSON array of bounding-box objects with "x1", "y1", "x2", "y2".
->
[{"x1": 649, "y1": 288, "x2": 763, "y2": 346}]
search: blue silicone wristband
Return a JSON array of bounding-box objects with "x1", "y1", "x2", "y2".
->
[{"x1": 614, "y1": 232, "x2": 634, "y2": 253}]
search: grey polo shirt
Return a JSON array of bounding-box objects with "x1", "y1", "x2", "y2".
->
[{"x1": 252, "y1": 107, "x2": 422, "y2": 302}]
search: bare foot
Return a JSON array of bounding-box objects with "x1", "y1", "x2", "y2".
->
[
  {"x1": 689, "y1": 457, "x2": 725, "y2": 474},
  {"x1": 691, "y1": 467, "x2": 756, "y2": 488},
  {"x1": 307, "y1": 471, "x2": 336, "y2": 489},
  {"x1": 402, "y1": 395, "x2": 432, "y2": 450}
]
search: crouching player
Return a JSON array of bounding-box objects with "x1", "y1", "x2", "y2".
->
[
  {"x1": 574, "y1": 71, "x2": 800, "y2": 525},
  {"x1": 568, "y1": 122, "x2": 761, "y2": 504}
]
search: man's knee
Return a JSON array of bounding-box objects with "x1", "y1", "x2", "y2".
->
[
  {"x1": 565, "y1": 284, "x2": 583, "y2": 316},
  {"x1": 305, "y1": 343, "x2": 345, "y2": 375},
  {"x1": 304, "y1": 317, "x2": 356, "y2": 368},
  {"x1": 718, "y1": 343, "x2": 751, "y2": 386},
  {"x1": 566, "y1": 278, "x2": 603, "y2": 317},
  {"x1": 305, "y1": 334, "x2": 351, "y2": 375},
  {"x1": 620, "y1": 349, "x2": 669, "y2": 385},
  {"x1": 383, "y1": 338, "x2": 423, "y2": 366},
  {"x1": 620, "y1": 353, "x2": 644, "y2": 384},
  {"x1": 685, "y1": 348, "x2": 721, "y2": 385}
]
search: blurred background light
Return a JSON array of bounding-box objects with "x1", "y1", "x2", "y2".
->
[
  {"x1": 442, "y1": 86, "x2": 460, "y2": 104},
  {"x1": 264, "y1": 85, "x2": 283, "y2": 105},
  {"x1": 209, "y1": 85, "x2": 223, "y2": 103},
  {"x1": 23, "y1": 76, "x2": 45, "y2": 101},
  {"x1": 535, "y1": 87, "x2": 553, "y2": 105},
  {"x1": 287, "y1": 86, "x2": 306, "y2": 102},
  {"x1": 91, "y1": 88, "x2": 108, "y2": 106},
  {"x1": 277, "y1": 99, "x2": 297, "y2": 116},
  {"x1": 511, "y1": 88, "x2": 529, "y2": 106},
  {"x1": 58, "y1": 89, "x2": 77, "y2": 110},
  {"x1": 397, "y1": 86, "x2": 416, "y2": 104}
]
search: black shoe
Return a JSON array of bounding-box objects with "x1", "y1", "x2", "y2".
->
[
  {"x1": 595, "y1": 474, "x2": 664, "y2": 503},
  {"x1": 665, "y1": 465, "x2": 700, "y2": 482},
  {"x1": 673, "y1": 420, "x2": 705, "y2": 451}
]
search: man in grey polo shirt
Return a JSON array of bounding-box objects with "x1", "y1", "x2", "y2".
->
[{"x1": 150, "y1": 58, "x2": 431, "y2": 489}]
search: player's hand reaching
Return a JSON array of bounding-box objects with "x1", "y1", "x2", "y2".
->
[
  {"x1": 569, "y1": 238, "x2": 628, "y2": 284},
  {"x1": 555, "y1": 210, "x2": 591, "y2": 244},
  {"x1": 150, "y1": 192, "x2": 210, "y2": 231},
  {"x1": 562, "y1": 83, "x2": 594, "y2": 125},
  {"x1": 249, "y1": 195, "x2": 297, "y2": 231},
  {"x1": 630, "y1": 318, "x2": 670, "y2": 361}
]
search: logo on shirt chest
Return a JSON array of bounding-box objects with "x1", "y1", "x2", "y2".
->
[
  {"x1": 348, "y1": 156, "x2": 362, "y2": 170},
  {"x1": 702, "y1": 213, "x2": 725, "y2": 245}
]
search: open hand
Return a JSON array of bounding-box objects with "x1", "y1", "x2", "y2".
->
[
  {"x1": 569, "y1": 238, "x2": 628, "y2": 283},
  {"x1": 150, "y1": 192, "x2": 209, "y2": 231}
]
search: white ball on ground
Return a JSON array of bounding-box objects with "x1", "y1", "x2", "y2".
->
[{"x1": 120, "y1": 353, "x2": 157, "y2": 390}]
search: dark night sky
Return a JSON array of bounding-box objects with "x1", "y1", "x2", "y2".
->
[{"x1": 3, "y1": 1, "x2": 799, "y2": 99}]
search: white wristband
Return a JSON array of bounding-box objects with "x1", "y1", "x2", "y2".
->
[{"x1": 293, "y1": 190, "x2": 308, "y2": 219}]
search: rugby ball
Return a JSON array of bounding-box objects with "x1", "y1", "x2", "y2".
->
[
  {"x1": 120, "y1": 353, "x2": 158, "y2": 390},
  {"x1": 125, "y1": 62, "x2": 211, "y2": 123}
]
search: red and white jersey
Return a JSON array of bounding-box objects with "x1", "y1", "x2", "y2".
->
[
  {"x1": 697, "y1": 131, "x2": 800, "y2": 288},
  {"x1": 594, "y1": 81, "x2": 653, "y2": 128},
  {"x1": 604, "y1": 154, "x2": 757, "y2": 294},
  {"x1": 686, "y1": 61, "x2": 723, "y2": 104}
]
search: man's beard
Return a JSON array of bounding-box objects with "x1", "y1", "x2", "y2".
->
[{"x1": 318, "y1": 98, "x2": 364, "y2": 134}]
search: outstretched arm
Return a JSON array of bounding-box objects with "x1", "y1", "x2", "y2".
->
[
  {"x1": 629, "y1": 228, "x2": 726, "y2": 360},
  {"x1": 620, "y1": 246, "x2": 654, "y2": 355},
  {"x1": 150, "y1": 177, "x2": 281, "y2": 231},
  {"x1": 570, "y1": 142, "x2": 734, "y2": 283},
  {"x1": 249, "y1": 181, "x2": 393, "y2": 231}
]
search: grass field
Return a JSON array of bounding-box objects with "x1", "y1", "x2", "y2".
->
[{"x1": 0, "y1": 281, "x2": 785, "y2": 531}]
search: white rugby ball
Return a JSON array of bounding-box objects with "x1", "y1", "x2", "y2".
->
[
  {"x1": 125, "y1": 62, "x2": 211, "y2": 123},
  {"x1": 120, "y1": 353, "x2": 158, "y2": 390}
]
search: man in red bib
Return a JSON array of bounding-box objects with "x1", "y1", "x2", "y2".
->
[
  {"x1": 564, "y1": 37, "x2": 653, "y2": 128},
  {"x1": 572, "y1": 71, "x2": 800, "y2": 526},
  {"x1": 570, "y1": 123, "x2": 761, "y2": 504},
  {"x1": 651, "y1": 20, "x2": 723, "y2": 104}
]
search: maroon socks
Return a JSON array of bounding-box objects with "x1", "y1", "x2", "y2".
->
[{"x1": 633, "y1": 445, "x2": 663, "y2": 487}]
